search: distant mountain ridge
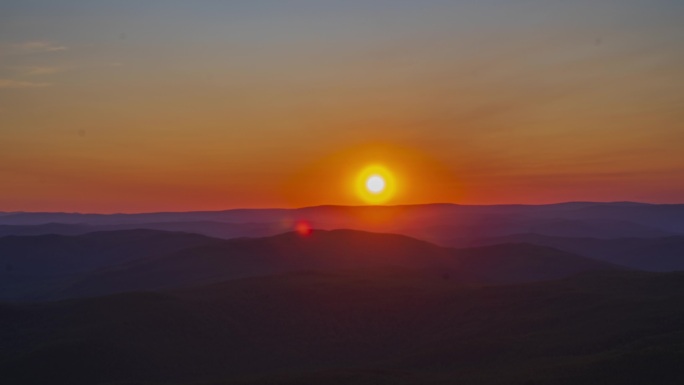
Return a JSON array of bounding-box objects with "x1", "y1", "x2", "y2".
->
[
  {"x1": 1, "y1": 202, "x2": 682, "y2": 241},
  {"x1": 0, "y1": 229, "x2": 618, "y2": 301}
]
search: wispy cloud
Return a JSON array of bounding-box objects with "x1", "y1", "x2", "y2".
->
[
  {"x1": 12, "y1": 41, "x2": 68, "y2": 54},
  {"x1": 13, "y1": 66, "x2": 63, "y2": 76},
  {"x1": 0, "y1": 79, "x2": 52, "y2": 89}
]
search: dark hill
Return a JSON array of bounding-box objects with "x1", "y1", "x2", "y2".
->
[
  {"x1": 451, "y1": 242, "x2": 621, "y2": 284},
  {"x1": 462, "y1": 234, "x2": 684, "y2": 272},
  {"x1": 0, "y1": 230, "x2": 222, "y2": 300},
  {"x1": 56, "y1": 229, "x2": 618, "y2": 299},
  {"x1": 0, "y1": 221, "x2": 285, "y2": 239},
  {"x1": 1, "y1": 270, "x2": 683, "y2": 385},
  {"x1": 54, "y1": 230, "x2": 454, "y2": 298},
  {"x1": 0, "y1": 229, "x2": 220, "y2": 275}
]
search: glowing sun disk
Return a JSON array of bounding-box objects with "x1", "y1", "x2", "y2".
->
[
  {"x1": 366, "y1": 175, "x2": 385, "y2": 194},
  {"x1": 355, "y1": 165, "x2": 396, "y2": 204}
]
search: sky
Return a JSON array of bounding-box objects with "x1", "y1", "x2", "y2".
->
[{"x1": 1, "y1": 0, "x2": 683, "y2": 212}]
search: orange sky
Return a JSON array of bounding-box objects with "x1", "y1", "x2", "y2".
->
[{"x1": 1, "y1": 1, "x2": 683, "y2": 212}]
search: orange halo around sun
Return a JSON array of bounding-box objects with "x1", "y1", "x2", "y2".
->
[{"x1": 355, "y1": 164, "x2": 396, "y2": 204}]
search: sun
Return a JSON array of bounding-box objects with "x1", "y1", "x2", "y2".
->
[
  {"x1": 355, "y1": 165, "x2": 396, "y2": 204},
  {"x1": 366, "y1": 175, "x2": 385, "y2": 194}
]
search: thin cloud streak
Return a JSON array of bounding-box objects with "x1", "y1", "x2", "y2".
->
[
  {"x1": 0, "y1": 79, "x2": 52, "y2": 89},
  {"x1": 11, "y1": 41, "x2": 68, "y2": 54},
  {"x1": 13, "y1": 66, "x2": 63, "y2": 76}
]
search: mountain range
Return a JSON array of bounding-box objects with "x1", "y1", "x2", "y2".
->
[
  {"x1": 1, "y1": 202, "x2": 684, "y2": 384},
  {"x1": 2, "y1": 202, "x2": 683, "y2": 240},
  {"x1": 0, "y1": 229, "x2": 618, "y2": 300}
]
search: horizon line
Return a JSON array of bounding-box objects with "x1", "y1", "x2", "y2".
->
[{"x1": 0, "y1": 200, "x2": 678, "y2": 216}]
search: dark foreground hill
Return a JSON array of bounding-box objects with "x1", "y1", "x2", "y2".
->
[
  {"x1": 461, "y1": 234, "x2": 684, "y2": 272},
  {"x1": 0, "y1": 229, "x2": 221, "y2": 276},
  {"x1": 0, "y1": 230, "x2": 222, "y2": 300},
  {"x1": 0, "y1": 221, "x2": 286, "y2": 240},
  {"x1": 1, "y1": 269, "x2": 683, "y2": 385},
  {"x1": 51, "y1": 229, "x2": 617, "y2": 299},
  {"x1": 0, "y1": 229, "x2": 616, "y2": 300}
]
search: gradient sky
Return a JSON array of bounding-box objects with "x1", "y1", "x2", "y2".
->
[{"x1": 1, "y1": 0, "x2": 683, "y2": 212}]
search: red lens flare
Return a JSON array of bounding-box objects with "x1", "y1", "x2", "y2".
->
[{"x1": 295, "y1": 220, "x2": 312, "y2": 236}]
